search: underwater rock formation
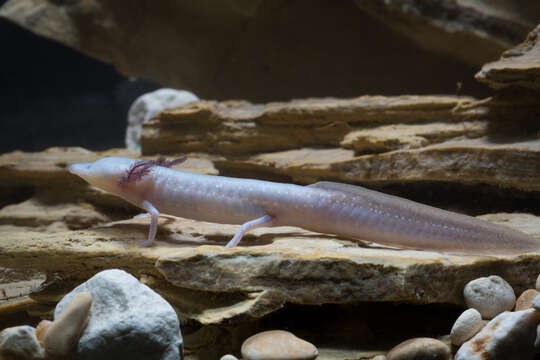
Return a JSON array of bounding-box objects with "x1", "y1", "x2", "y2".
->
[{"x1": 0, "y1": 5, "x2": 538, "y2": 357}]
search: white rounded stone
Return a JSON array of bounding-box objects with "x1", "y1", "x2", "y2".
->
[
  {"x1": 463, "y1": 275, "x2": 515, "y2": 319},
  {"x1": 54, "y1": 269, "x2": 182, "y2": 360},
  {"x1": 220, "y1": 355, "x2": 239, "y2": 360},
  {"x1": 450, "y1": 308, "x2": 484, "y2": 346},
  {"x1": 536, "y1": 274, "x2": 540, "y2": 291},
  {"x1": 241, "y1": 330, "x2": 318, "y2": 360},
  {"x1": 126, "y1": 88, "x2": 198, "y2": 149},
  {"x1": 455, "y1": 309, "x2": 540, "y2": 360},
  {"x1": 0, "y1": 325, "x2": 44, "y2": 360}
]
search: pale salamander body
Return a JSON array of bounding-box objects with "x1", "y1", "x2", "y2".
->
[{"x1": 68, "y1": 157, "x2": 540, "y2": 255}]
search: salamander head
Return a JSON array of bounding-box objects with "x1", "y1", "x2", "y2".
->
[
  {"x1": 69, "y1": 156, "x2": 186, "y2": 194},
  {"x1": 68, "y1": 157, "x2": 138, "y2": 193}
]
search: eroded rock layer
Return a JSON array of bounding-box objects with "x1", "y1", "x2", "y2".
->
[{"x1": 142, "y1": 95, "x2": 540, "y2": 191}]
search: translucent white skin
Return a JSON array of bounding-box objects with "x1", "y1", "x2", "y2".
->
[{"x1": 69, "y1": 157, "x2": 540, "y2": 254}]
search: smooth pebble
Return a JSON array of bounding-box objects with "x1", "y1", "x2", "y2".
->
[
  {"x1": 386, "y1": 337, "x2": 450, "y2": 360},
  {"x1": 0, "y1": 325, "x2": 45, "y2": 360},
  {"x1": 220, "y1": 355, "x2": 239, "y2": 360},
  {"x1": 34, "y1": 320, "x2": 52, "y2": 347},
  {"x1": 463, "y1": 275, "x2": 515, "y2": 319},
  {"x1": 531, "y1": 293, "x2": 540, "y2": 310},
  {"x1": 515, "y1": 289, "x2": 539, "y2": 311},
  {"x1": 456, "y1": 309, "x2": 540, "y2": 360},
  {"x1": 536, "y1": 274, "x2": 540, "y2": 291},
  {"x1": 241, "y1": 330, "x2": 318, "y2": 360},
  {"x1": 450, "y1": 308, "x2": 484, "y2": 346},
  {"x1": 45, "y1": 291, "x2": 92, "y2": 357}
]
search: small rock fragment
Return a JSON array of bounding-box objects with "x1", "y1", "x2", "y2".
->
[
  {"x1": 241, "y1": 330, "x2": 318, "y2": 360},
  {"x1": 369, "y1": 356, "x2": 387, "y2": 360},
  {"x1": 45, "y1": 292, "x2": 92, "y2": 357},
  {"x1": 386, "y1": 337, "x2": 450, "y2": 360},
  {"x1": 515, "y1": 289, "x2": 539, "y2": 311},
  {"x1": 463, "y1": 275, "x2": 515, "y2": 319},
  {"x1": 0, "y1": 325, "x2": 45, "y2": 360},
  {"x1": 455, "y1": 309, "x2": 540, "y2": 360},
  {"x1": 34, "y1": 320, "x2": 52, "y2": 347},
  {"x1": 536, "y1": 274, "x2": 540, "y2": 291},
  {"x1": 450, "y1": 308, "x2": 484, "y2": 346}
]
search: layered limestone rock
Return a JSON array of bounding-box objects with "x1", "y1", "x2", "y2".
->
[
  {"x1": 1, "y1": 211, "x2": 539, "y2": 326},
  {"x1": 141, "y1": 96, "x2": 483, "y2": 155},
  {"x1": 142, "y1": 95, "x2": 540, "y2": 191},
  {"x1": 476, "y1": 24, "x2": 540, "y2": 89}
]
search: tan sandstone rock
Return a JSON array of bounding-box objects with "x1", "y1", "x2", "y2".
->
[
  {"x1": 141, "y1": 96, "x2": 481, "y2": 156},
  {"x1": 0, "y1": 213, "x2": 538, "y2": 326},
  {"x1": 476, "y1": 24, "x2": 540, "y2": 90},
  {"x1": 450, "y1": 309, "x2": 484, "y2": 346},
  {"x1": 44, "y1": 292, "x2": 92, "y2": 357},
  {"x1": 241, "y1": 330, "x2": 318, "y2": 360},
  {"x1": 139, "y1": 95, "x2": 540, "y2": 191},
  {"x1": 386, "y1": 337, "x2": 450, "y2": 360},
  {"x1": 515, "y1": 289, "x2": 539, "y2": 311}
]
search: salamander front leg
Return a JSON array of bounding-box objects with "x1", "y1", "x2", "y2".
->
[
  {"x1": 139, "y1": 200, "x2": 159, "y2": 247},
  {"x1": 225, "y1": 215, "x2": 275, "y2": 248}
]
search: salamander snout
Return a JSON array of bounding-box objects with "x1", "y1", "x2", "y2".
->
[{"x1": 68, "y1": 162, "x2": 92, "y2": 176}]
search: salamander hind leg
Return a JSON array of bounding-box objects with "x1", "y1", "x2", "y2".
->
[
  {"x1": 139, "y1": 200, "x2": 159, "y2": 247},
  {"x1": 225, "y1": 215, "x2": 275, "y2": 248}
]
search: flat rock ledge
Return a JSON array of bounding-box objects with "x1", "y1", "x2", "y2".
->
[
  {"x1": 476, "y1": 24, "x2": 540, "y2": 89},
  {"x1": 1, "y1": 212, "x2": 539, "y2": 326}
]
